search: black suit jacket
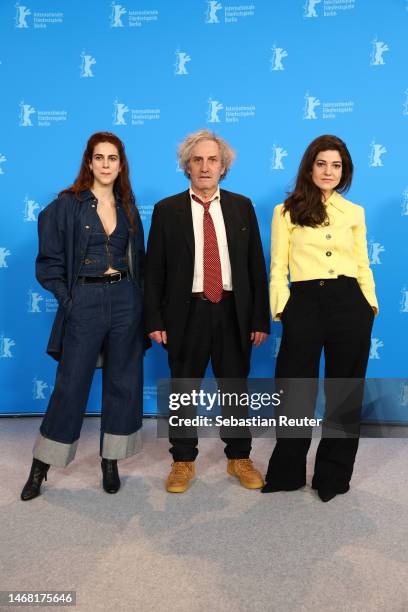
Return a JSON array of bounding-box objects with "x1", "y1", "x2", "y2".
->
[{"x1": 144, "y1": 189, "x2": 270, "y2": 359}]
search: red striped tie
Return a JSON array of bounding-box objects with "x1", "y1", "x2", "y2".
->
[{"x1": 192, "y1": 194, "x2": 223, "y2": 303}]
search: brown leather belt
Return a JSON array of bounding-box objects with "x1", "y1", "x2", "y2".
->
[{"x1": 191, "y1": 290, "x2": 233, "y2": 301}]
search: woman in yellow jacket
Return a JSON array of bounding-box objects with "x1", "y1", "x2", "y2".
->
[{"x1": 262, "y1": 134, "x2": 378, "y2": 502}]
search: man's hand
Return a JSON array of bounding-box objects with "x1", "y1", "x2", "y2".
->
[
  {"x1": 149, "y1": 330, "x2": 167, "y2": 344},
  {"x1": 250, "y1": 331, "x2": 268, "y2": 347}
]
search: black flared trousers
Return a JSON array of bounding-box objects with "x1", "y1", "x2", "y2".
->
[{"x1": 265, "y1": 276, "x2": 374, "y2": 491}]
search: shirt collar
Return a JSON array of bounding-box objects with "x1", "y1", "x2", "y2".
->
[
  {"x1": 79, "y1": 189, "x2": 95, "y2": 201},
  {"x1": 325, "y1": 190, "x2": 344, "y2": 213},
  {"x1": 79, "y1": 188, "x2": 123, "y2": 206},
  {"x1": 189, "y1": 186, "x2": 220, "y2": 204}
]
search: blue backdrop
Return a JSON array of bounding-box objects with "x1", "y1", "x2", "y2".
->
[{"x1": 0, "y1": 0, "x2": 407, "y2": 419}]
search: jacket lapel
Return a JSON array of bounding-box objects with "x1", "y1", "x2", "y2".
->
[
  {"x1": 220, "y1": 189, "x2": 236, "y2": 263},
  {"x1": 177, "y1": 190, "x2": 194, "y2": 258},
  {"x1": 78, "y1": 199, "x2": 98, "y2": 256}
]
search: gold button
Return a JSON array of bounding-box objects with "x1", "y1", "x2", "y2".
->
[
  {"x1": 328, "y1": 269, "x2": 334, "y2": 274},
  {"x1": 326, "y1": 234, "x2": 331, "y2": 239},
  {"x1": 319, "y1": 280, "x2": 324, "y2": 286},
  {"x1": 326, "y1": 251, "x2": 332, "y2": 257}
]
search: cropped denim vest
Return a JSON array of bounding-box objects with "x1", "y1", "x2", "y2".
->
[{"x1": 81, "y1": 208, "x2": 128, "y2": 276}]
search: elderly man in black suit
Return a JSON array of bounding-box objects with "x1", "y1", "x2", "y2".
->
[{"x1": 145, "y1": 129, "x2": 270, "y2": 493}]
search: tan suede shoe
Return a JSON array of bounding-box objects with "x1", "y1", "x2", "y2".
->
[
  {"x1": 227, "y1": 459, "x2": 264, "y2": 489},
  {"x1": 166, "y1": 461, "x2": 196, "y2": 493}
]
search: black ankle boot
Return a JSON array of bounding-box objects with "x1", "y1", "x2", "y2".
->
[
  {"x1": 101, "y1": 459, "x2": 120, "y2": 494},
  {"x1": 21, "y1": 458, "x2": 50, "y2": 501}
]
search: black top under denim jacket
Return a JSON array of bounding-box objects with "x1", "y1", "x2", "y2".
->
[{"x1": 36, "y1": 189, "x2": 149, "y2": 362}]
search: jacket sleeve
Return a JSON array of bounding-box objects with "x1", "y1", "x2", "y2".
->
[
  {"x1": 269, "y1": 204, "x2": 291, "y2": 321},
  {"x1": 144, "y1": 204, "x2": 166, "y2": 333},
  {"x1": 247, "y1": 200, "x2": 270, "y2": 333},
  {"x1": 134, "y1": 205, "x2": 146, "y2": 290},
  {"x1": 35, "y1": 200, "x2": 70, "y2": 307},
  {"x1": 132, "y1": 205, "x2": 152, "y2": 350},
  {"x1": 353, "y1": 206, "x2": 379, "y2": 313}
]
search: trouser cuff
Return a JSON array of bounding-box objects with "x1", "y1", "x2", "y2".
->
[
  {"x1": 33, "y1": 433, "x2": 78, "y2": 468},
  {"x1": 101, "y1": 430, "x2": 142, "y2": 460},
  {"x1": 224, "y1": 452, "x2": 251, "y2": 459}
]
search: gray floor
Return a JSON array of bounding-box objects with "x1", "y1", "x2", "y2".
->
[{"x1": 1, "y1": 418, "x2": 408, "y2": 612}]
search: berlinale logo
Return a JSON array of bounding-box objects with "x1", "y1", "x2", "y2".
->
[
  {"x1": 174, "y1": 50, "x2": 191, "y2": 75},
  {"x1": 303, "y1": 0, "x2": 321, "y2": 18},
  {"x1": 401, "y1": 188, "x2": 408, "y2": 216},
  {"x1": 0, "y1": 248, "x2": 11, "y2": 268},
  {"x1": 270, "y1": 335, "x2": 282, "y2": 358},
  {"x1": 80, "y1": 51, "x2": 96, "y2": 78},
  {"x1": 270, "y1": 45, "x2": 288, "y2": 71},
  {"x1": 207, "y1": 97, "x2": 223, "y2": 123},
  {"x1": 303, "y1": 92, "x2": 320, "y2": 119},
  {"x1": 270, "y1": 145, "x2": 288, "y2": 170},
  {"x1": 0, "y1": 153, "x2": 6, "y2": 174},
  {"x1": 15, "y1": 3, "x2": 31, "y2": 28},
  {"x1": 23, "y1": 196, "x2": 42, "y2": 222},
  {"x1": 368, "y1": 239, "x2": 385, "y2": 265},
  {"x1": 370, "y1": 39, "x2": 389, "y2": 66},
  {"x1": 403, "y1": 89, "x2": 408, "y2": 116},
  {"x1": 113, "y1": 99, "x2": 129, "y2": 125},
  {"x1": 110, "y1": 2, "x2": 127, "y2": 27},
  {"x1": 0, "y1": 334, "x2": 15, "y2": 358},
  {"x1": 369, "y1": 338, "x2": 383, "y2": 360},
  {"x1": 369, "y1": 141, "x2": 386, "y2": 167},
  {"x1": 32, "y1": 377, "x2": 49, "y2": 399},
  {"x1": 400, "y1": 382, "x2": 408, "y2": 407},
  {"x1": 205, "y1": 1, "x2": 222, "y2": 23},
  {"x1": 27, "y1": 290, "x2": 44, "y2": 313},
  {"x1": 400, "y1": 287, "x2": 408, "y2": 313},
  {"x1": 19, "y1": 101, "x2": 36, "y2": 127}
]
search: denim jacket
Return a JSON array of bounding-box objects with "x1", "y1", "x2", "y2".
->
[{"x1": 36, "y1": 190, "x2": 146, "y2": 361}]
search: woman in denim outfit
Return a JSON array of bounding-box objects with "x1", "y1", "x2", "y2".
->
[{"x1": 21, "y1": 132, "x2": 146, "y2": 499}]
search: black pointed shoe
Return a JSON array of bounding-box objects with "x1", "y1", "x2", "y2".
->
[
  {"x1": 315, "y1": 484, "x2": 350, "y2": 503},
  {"x1": 318, "y1": 488, "x2": 338, "y2": 503},
  {"x1": 101, "y1": 459, "x2": 120, "y2": 494},
  {"x1": 21, "y1": 458, "x2": 50, "y2": 501}
]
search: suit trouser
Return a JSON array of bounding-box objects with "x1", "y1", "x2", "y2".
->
[
  {"x1": 168, "y1": 295, "x2": 252, "y2": 462},
  {"x1": 33, "y1": 278, "x2": 144, "y2": 467},
  {"x1": 265, "y1": 276, "x2": 374, "y2": 491}
]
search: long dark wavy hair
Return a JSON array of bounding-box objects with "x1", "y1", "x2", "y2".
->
[
  {"x1": 60, "y1": 132, "x2": 136, "y2": 228},
  {"x1": 283, "y1": 135, "x2": 353, "y2": 227}
]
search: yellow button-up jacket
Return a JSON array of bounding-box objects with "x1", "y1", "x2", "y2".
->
[{"x1": 270, "y1": 191, "x2": 379, "y2": 321}]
